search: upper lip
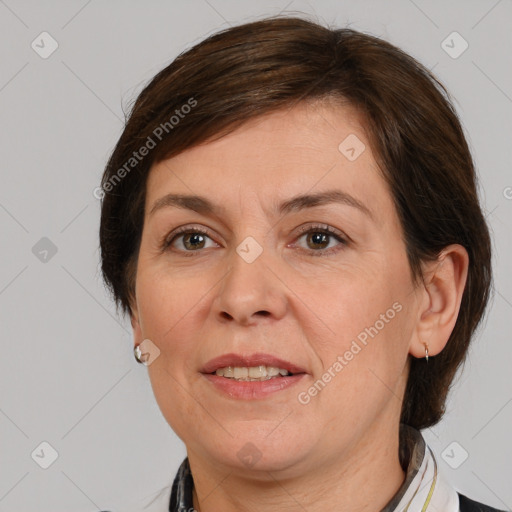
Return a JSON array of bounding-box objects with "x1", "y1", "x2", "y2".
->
[{"x1": 201, "y1": 353, "x2": 307, "y2": 375}]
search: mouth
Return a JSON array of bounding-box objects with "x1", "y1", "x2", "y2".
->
[
  {"x1": 201, "y1": 352, "x2": 307, "y2": 380},
  {"x1": 211, "y1": 364, "x2": 298, "y2": 381},
  {"x1": 200, "y1": 353, "x2": 307, "y2": 398}
]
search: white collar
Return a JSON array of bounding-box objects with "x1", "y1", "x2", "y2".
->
[{"x1": 381, "y1": 424, "x2": 459, "y2": 512}]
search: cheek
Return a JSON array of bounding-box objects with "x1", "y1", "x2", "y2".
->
[
  {"x1": 136, "y1": 261, "x2": 205, "y2": 332},
  {"x1": 146, "y1": 365, "x2": 201, "y2": 443},
  {"x1": 303, "y1": 263, "x2": 403, "y2": 345},
  {"x1": 302, "y1": 293, "x2": 410, "y2": 436},
  {"x1": 137, "y1": 269, "x2": 210, "y2": 436},
  {"x1": 303, "y1": 253, "x2": 412, "y2": 387}
]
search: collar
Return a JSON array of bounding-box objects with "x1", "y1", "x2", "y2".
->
[
  {"x1": 381, "y1": 424, "x2": 459, "y2": 511},
  {"x1": 167, "y1": 424, "x2": 459, "y2": 512}
]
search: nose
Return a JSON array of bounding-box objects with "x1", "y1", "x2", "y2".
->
[{"x1": 213, "y1": 240, "x2": 288, "y2": 326}]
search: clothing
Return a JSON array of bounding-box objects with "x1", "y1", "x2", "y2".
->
[
  {"x1": 459, "y1": 494, "x2": 508, "y2": 512},
  {"x1": 167, "y1": 424, "x2": 455, "y2": 511},
  {"x1": 164, "y1": 424, "x2": 505, "y2": 511},
  {"x1": 101, "y1": 424, "x2": 505, "y2": 511}
]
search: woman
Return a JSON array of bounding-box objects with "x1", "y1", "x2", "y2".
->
[{"x1": 98, "y1": 16, "x2": 503, "y2": 512}]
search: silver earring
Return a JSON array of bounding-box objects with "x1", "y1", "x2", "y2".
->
[
  {"x1": 424, "y1": 342, "x2": 429, "y2": 363},
  {"x1": 133, "y1": 339, "x2": 161, "y2": 366},
  {"x1": 134, "y1": 344, "x2": 146, "y2": 364}
]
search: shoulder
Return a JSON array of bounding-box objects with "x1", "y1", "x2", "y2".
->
[{"x1": 458, "y1": 492, "x2": 508, "y2": 512}]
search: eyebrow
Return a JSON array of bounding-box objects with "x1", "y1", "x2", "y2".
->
[{"x1": 149, "y1": 190, "x2": 373, "y2": 220}]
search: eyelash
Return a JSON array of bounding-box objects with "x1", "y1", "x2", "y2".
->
[{"x1": 160, "y1": 224, "x2": 348, "y2": 257}]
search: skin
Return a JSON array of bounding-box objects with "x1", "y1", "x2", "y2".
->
[{"x1": 130, "y1": 99, "x2": 469, "y2": 512}]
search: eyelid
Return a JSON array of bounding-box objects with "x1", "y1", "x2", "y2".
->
[
  {"x1": 291, "y1": 223, "x2": 349, "y2": 254},
  {"x1": 294, "y1": 223, "x2": 345, "y2": 237},
  {"x1": 161, "y1": 224, "x2": 218, "y2": 252}
]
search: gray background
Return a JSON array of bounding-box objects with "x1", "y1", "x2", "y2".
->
[{"x1": 0, "y1": 0, "x2": 511, "y2": 511}]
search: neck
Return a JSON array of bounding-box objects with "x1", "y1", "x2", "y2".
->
[{"x1": 188, "y1": 421, "x2": 406, "y2": 512}]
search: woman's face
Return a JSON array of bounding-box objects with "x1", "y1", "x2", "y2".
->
[{"x1": 131, "y1": 100, "x2": 422, "y2": 476}]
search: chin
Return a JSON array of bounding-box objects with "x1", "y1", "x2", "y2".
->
[{"x1": 206, "y1": 429, "x2": 313, "y2": 476}]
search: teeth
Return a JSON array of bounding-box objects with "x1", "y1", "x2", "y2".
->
[
  {"x1": 248, "y1": 366, "x2": 266, "y2": 378},
  {"x1": 215, "y1": 365, "x2": 290, "y2": 381},
  {"x1": 223, "y1": 367, "x2": 234, "y2": 378},
  {"x1": 233, "y1": 367, "x2": 248, "y2": 379}
]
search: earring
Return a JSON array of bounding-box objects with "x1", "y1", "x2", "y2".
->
[
  {"x1": 134, "y1": 344, "x2": 146, "y2": 364},
  {"x1": 424, "y1": 342, "x2": 429, "y2": 363},
  {"x1": 133, "y1": 339, "x2": 161, "y2": 366}
]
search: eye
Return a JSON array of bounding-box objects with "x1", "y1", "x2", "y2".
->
[
  {"x1": 293, "y1": 224, "x2": 348, "y2": 255},
  {"x1": 161, "y1": 223, "x2": 348, "y2": 256},
  {"x1": 161, "y1": 226, "x2": 219, "y2": 254}
]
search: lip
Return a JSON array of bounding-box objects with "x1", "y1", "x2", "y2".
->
[
  {"x1": 202, "y1": 373, "x2": 307, "y2": 400},
  {"x1": 201, "y1": 352, "x2": 307, "y2": 375}
]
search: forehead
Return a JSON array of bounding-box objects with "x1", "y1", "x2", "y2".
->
[{"x1": 145, "y1": 100, "x2": 391, "y2": 221}]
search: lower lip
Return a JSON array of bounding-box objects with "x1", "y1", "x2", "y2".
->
[{"x1": 202, "y1": 373, "x2": 307, "y2": 399}]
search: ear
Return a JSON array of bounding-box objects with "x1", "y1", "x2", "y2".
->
[
  {"x1": 409, "y1": 244, "x2": 469, "y2": 358},
  {"x1": 129, "y1": 297, "x2": 144, "y2": 348}
]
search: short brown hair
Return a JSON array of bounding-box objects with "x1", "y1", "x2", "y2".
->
[{"x1": 99, "y1": 15, "x2": 492, "y2": 429}]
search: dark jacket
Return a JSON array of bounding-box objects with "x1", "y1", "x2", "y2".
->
[{"x1": 458, "y1": 492, "x2": 507, "y2": 512}]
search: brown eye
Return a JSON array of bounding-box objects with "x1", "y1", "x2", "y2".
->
[
  {"x1": 293, "y1": 225, "x2": 347, "y2": 256},
  {"x1": 162, "y1": 227, "x2": 217, "y2": 253},
  {"x1": 182, "y1": 232, "x2": 207, "y2": 250},
  {"x1": 305, "y1": 232, "x2": 330, "y2": 250}
]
